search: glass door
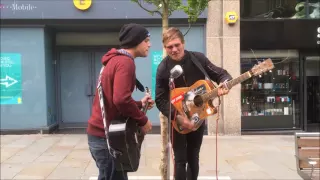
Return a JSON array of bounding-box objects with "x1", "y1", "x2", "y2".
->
[{"x1": 303, "y1": 55, "x2": 320, "y2": 132}]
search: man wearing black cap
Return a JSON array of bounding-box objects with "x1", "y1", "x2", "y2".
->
[{"x1": 87, "y1": 23, "x2": 154, "y2": 180}]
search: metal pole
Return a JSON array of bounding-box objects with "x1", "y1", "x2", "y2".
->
[{"x1": 167, "y1": 78, "x2": 174, "y2": 180}]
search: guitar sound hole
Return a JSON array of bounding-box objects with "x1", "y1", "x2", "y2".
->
[{"x1": 193, "y1": 95, "x2": 203, "y2": 107}]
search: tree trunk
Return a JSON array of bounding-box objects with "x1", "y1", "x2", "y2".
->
[
  {"x1": 159, "y1": 112, "x2": 168, "y2": 179},
  {"x1": 160, "y1": 2, "x2": 169, "y2": 180}
]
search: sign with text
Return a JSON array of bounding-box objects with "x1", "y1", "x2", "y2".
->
[
  {"x1": 0, "y1": 3, "x2": 37, "y2": 11},
  {"x1": 0, "y1": 0, "x2": 203, "y2": 19},
  {"x1": 0, "y1": 53, "x2": 22, "y2": 105},
  {"x1": 151, "y1": 51, "x2": 163, "y2": 100}
]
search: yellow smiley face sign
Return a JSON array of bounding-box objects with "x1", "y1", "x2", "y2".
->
[
  {"x1": 225, "y1": 11, "x2": 238, "y2": 24},
  {"x1": 73, "y1": 0, "x2": 92, "y2": 11}
]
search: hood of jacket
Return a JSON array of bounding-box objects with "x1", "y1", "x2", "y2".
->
[{"x1": 101, "y1": 48, "x2": 126, "y2": 65}]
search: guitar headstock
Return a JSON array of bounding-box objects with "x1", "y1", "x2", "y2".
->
[
  {"x1": 251, "y1": 58, "x2": 275, "y2": 77},
  {"x1": 143, "y1": 87, "x2": 152, "y2": 113},
  {"x1": 145, "y1": 87, "x2": 151, "y2": 96}
]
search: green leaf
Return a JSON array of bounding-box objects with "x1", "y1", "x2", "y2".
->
[{"x1": 131, "y1": 0, "x2": 209, "y2": 26}]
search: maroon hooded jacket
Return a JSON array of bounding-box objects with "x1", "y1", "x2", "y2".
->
[{"x1": 87, "y1": 48, "x2": 148, "y2": 138}]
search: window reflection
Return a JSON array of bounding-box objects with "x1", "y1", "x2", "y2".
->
[
  {"x1": 308, "y1": 0, "x2": 320, "y2": 18},
  {"x1": 240, "y1": 0, "x2": 320, "y2": 19}
]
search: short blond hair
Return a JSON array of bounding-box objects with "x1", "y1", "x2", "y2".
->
[{"x1": 162, "y1": 27, "x2": 185, "y2": 45}]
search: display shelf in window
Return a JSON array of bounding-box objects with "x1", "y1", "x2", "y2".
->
[{"x1": 240, "y1": 57, "x2": 299, "y2": 118}]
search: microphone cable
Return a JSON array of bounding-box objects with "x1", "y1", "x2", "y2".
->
[{"x1": 215, "y1": 105, "x2": 220, "y2": 180}]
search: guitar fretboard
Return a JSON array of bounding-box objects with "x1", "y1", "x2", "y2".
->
[{"x1": 201, "y1": 71, "x2": 252, "y2": 102}]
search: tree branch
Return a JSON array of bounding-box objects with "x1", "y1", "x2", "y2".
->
[
  {"x1": 183, "y1": 22, "x2": 191, "y2": 36},
  {"x1": 136, "y1": 0, "x2": 163, "y2": 17},
  {"x1": 161, "y1": 0, "x2": 167, "y2": 6},
  {"x1": 183, "y1": 0, "x2": 207, "y2": 36}
]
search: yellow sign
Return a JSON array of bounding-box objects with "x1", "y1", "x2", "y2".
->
[
  {"x1": 17, "y1": 97, "x2": 22, "y2": 104},
  {"x1": 225, "y1": 11, "x2": 238, "y2": 24},
  {"x1": 73, "y1": 0, "x2": 92, "y2": 11}
]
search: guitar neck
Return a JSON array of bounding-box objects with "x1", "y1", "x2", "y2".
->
[
  {"x1": 142, "y1": 101, "x2": 149, "y2": 114},
  {"x1": 202, "y1": 71, "x2": 253, "y2": 102},
  {"x1": 141, "y1": 87, "x2": 150, "y2": 114}
]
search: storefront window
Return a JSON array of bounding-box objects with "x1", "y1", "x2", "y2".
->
[
  {"x1": 0, "y1": 28, "x2": 50, "y2": 129},
  {"x1": 240, "y1": 0, "x2": 320, "y2": 19},
  {"x1": 240, "y1": 50, "x2": 301, "y2": 130}
]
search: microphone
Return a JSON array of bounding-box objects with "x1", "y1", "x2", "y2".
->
[{"x1": 170, "y1": 65, "x2": 183, "y2": 79}]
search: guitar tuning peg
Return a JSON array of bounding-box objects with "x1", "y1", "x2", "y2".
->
[
  {"x1": 259, "y1": 75, "x2": 262, "y2": 78},
  {"x1": 269, "y1": 70, "x2": 272, "y2": 73}
]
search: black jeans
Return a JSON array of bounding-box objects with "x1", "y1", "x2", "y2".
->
[
  {"x1": 171, "y1": 122, "x2": 205, "y2": 180},
  {"x1": 87, "y1": 134, "x2": 128, "y2": 180}
]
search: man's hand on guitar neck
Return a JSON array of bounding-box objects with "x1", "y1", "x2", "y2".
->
[
  {"x1": 141, "y1": 94, "x2": 155, "y2": 110},
  {"x1": 217, "y1": 81, "x2": 230, "y2": 96},
  {"x1": 176, "y1": 114, "x2": 195, "y2": 130}
]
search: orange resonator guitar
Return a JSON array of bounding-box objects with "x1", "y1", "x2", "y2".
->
[{"x1": 170, "y1": 58, "x2": 275, "y2": 134}]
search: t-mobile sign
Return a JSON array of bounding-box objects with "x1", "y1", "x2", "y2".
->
[{"x1": 0, "y1": 3, "x2": 37, "y2": 11}]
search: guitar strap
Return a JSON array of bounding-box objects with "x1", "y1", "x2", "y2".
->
[
  {"x1": 97, "y1": 65, "x2": 109, "y2": 139},
  {"x1": 97, "y1": 65, "x2": 121, "y2": 158},
  {"x1": 189, "y1": 52, "x2": 212, "y2": 82},
  {"x1": 189, "y1": 52, "x2": 231, "y2": 92}
]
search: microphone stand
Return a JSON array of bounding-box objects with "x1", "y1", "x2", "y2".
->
[{"x1": 167, "y1": 77, "x2": 175, "y2": 180}]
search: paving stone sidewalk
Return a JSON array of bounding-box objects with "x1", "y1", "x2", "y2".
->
[{"x1": 1, "y1": 133, "x2": 303, "y2": 179}]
